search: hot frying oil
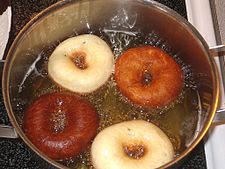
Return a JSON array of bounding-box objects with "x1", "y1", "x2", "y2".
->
[{"x1": 15, "y1": 30, "x2": 200, "y2": 169}]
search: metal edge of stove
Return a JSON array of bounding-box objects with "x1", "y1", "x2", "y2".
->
[
  {"x1": 185, "y1": 0, "x2": 225, "y2": 169},
  {"x1": 210, "y1": 0, "x2": 225, "y2": 94}
]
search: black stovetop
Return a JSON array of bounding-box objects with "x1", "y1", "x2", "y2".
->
[{"x1": 0, "y1": 0, "x2": 207, "y2": 168}]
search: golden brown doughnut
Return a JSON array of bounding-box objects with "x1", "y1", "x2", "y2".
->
[{"x1": 115, "y1": 46, "x2": 183, "y2": 108}]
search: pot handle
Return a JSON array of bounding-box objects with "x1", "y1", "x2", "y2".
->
[
  {"x1": 209, "y1": 44, "x2": 225, "y2": 56},
  {"x1": 0, "y1": 60, "x2": 18, "y2": 138},
  {"x1": 209, "y1": 45, "x2": 225, "y2": 126},
  {"x1": 212, "y1": 109, "x2": 225, "y2": 126},
  {"x1": 0, "y1": 124, "x2": 18, "y2": 138}
]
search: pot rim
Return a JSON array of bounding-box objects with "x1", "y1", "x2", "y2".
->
[{"x1": 2, "y1": 0, "x2": 220, "y2": 168}]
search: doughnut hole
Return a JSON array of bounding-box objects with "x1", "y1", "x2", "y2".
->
[
  {"x1": 141, "y1": 70, "x2": 153, "y2": 86},
  {"x1": 50, "y1": 108, "x2": 67, "y2": 133},
  {"x1": 69, "y1": 51, "x2": 88, "y2": 70},
  {"x1": 122, "y1": 142, "x2": 147, "y2": 160}
]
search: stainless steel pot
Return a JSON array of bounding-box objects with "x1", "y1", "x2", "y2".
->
[{"x1": 0, "y1": 0, "x2": 224, "y2": 168}]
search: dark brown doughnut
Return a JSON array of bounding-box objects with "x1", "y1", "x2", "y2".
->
[
  {"x1": 115, "y1": 46, "x2": 183, "y2": 108},
  {"x1": 23, "y1": 92, "x2": 99, "y2": 160}
]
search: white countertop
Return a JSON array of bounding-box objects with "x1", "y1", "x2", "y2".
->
[{"x1": 0, "y1": 6, "x2": 11, "y2": 60}]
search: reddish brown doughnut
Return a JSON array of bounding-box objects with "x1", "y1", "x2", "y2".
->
[
  {"x1": 23, "y1": 93, "x2": 99, "y2": 160},
  {"x1": 115, "y1": 46, "x2": 183, "y2": 108}
]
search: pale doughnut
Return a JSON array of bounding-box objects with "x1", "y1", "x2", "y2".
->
[
  {"x1": 91, "y1": 120, "x2": 174, "y2": 169},
  {"x1": 48, "y1": 34, "x2": 114, "y2": 93}
]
